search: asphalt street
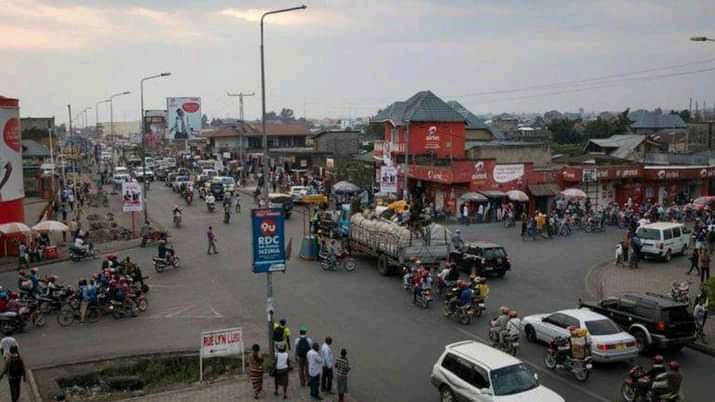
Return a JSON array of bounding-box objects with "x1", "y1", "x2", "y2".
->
[{"x1": 4, "y1": 184, "x2": 713, "y2": 402}]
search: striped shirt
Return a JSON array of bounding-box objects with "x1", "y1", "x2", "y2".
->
[{"x1": 335, "y1": 356, "x2": 351, "y2": 376}]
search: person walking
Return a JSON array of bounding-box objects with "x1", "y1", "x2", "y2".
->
[
  {"x1": 699, "y1": 248, "x2": 711, "y2": 285},
  {"x1": 335, "y1": 348, "x2": 351, "y2": 402},
  {"x1": 294, "y1": 326, "x2": 312, "y2": 387},
  {"x1": 321, "y1": 337, "x2": 335, "y2": 394},
  {"x1": 207, "y1": 226, "x2": 218, "y2": 255},
  {"x1": 520, "y1": 211, "x2": 528, "y2": 237},
  {"x1": 0, "y1": 345, "x2": 25, "y2": 402},
  {"x1": 248, "y1": 344, "x2": 264, "y2": 400},
  {"x1": 694, "y1": 297, "x2": 707, "y2": 343},
  {"x1": 0, "y1": 336, "x2": 17, "y2": 360},
  {"x1": 615, "y1": 242, "x2": 624, "y2": 267},
  {"x1": 307, "y1": 342, "x2": 324, "y2": 400},
  {"x1": 273, "y1": 344, "x2": 290, "y2": 399},
  {"x1": 688, "y1": 248, "x2": 701, "y2": 276},
  {"x1": 273, "y1": 319, "x2": 291, "y2": 352}
]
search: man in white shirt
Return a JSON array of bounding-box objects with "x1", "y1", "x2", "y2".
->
[
  {"x1": 0, "y1": 336, "x2": 17, "y2": 360},
  {"x1": 321, "y1": 337, "x2": 335, "y2": 394},
  {"x1": 307, "y1": 342, "x2": 324, "y2": 400}
]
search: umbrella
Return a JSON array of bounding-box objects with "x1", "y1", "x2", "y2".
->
[
  {"x1": 32, "y1": 220, "x2": 69, "y2": 233},
  {"x1": 561, "y1": 188, "x2": 587, "y2": 199},
  {"x1": 0, "y1": 222, "x2": 33, "y2": 235},
  {"x1": 332, "y1": 181, "x2": 361, "y2": 194},
  {"x1": 459, "y1": 192, "x2": 488, "y2": 202},
  {"x1": 506, "y1": 190, "x2": 529, "y2": 202}
]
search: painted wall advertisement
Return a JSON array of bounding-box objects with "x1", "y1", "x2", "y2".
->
[
  {"x1": 0, "y1": 99, "x2": 24, "y2": 202},
  {"x1": 493, "y1": 164, "x2": 524, "y2": 184},
  {"x1": 380, "y1": 166, "x2": 398, "y2": 193},
  {"x1": 166, "y1": 97, "x2": 201, "y2": 140},
  {"x1": 121, "y1": 181, "x2": 144, "y2": 212},
  {"x1": 251, "y1": 208, "x2": 286, "y2": 273},
  {"x1": 425, "y1": 125, "x2": 440, "y2": 150}
]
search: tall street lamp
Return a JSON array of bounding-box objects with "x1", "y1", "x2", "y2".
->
[
  {"x1": 691, "y1": 36, "x2": 715, "y2": 42},
  {"x1": 259, "y1": 4, "x2": 307, "y2": 359},
  {"x1": 108, "y1": 91, "x2": 131, "y2": 172},
  {"x1": 140, "y1": 72, "x2": 172, "y2": 223},
  {"x1": 96, "y1": 99, "x2": 110, "y2": 139}
]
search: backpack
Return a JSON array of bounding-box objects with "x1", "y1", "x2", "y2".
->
[
  {"x1": 273, "y1": 325, "x2": 286, "y2": 343},
  {"x1": 7, "y1": 356, "x2": 24, "y2": 379},
  {"x1": 296, "y1": 337, "x2": 310, "y2": 359}
]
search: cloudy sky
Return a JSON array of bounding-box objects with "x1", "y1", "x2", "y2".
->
[{"x1": 2, "y1": 0, "x2": 715, "y2": 125}]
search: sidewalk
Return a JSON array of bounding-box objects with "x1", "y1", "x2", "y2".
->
[
  {"x1": 590, "y1": 257, "x2": 714, "y2": 354},
  {"x1": 119, "y1": 370, "x2": 357, "y2": 402}
]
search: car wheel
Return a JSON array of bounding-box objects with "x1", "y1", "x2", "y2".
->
[
  {"x1": 633, "y1": 330, "x2": 650, "y2": 354},
  {"x1": 440, "y1": 386, "x2": 455, "y2": 402},
  {"x1": 525, "y1": 325, "x2": 537, "y2": 343},
  {"x1": 664, "y1": 250, "x2": 672, "y2": 262}
]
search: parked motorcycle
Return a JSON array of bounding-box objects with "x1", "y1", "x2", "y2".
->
[
  {"x1": 153, "y1": 251, "x2": 181, "y2": 273},
  {"x1": 670, "y1": 281, "x2": 690, "y2": 304},
  {"x1": 544, "y1": 337, "x2": 592, "y2": 382},
  {"x1": 69, "y1": 244, "x2": 97, "y2": 262}
]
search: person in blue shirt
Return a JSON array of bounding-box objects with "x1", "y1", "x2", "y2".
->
[
  {"x1": 459, "y1": 285, "x2": 474, "y2": 307},
  {"x1": 29, "y1": 268, "x2": 40, "y2": 294}
]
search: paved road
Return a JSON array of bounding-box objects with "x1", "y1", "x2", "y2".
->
[{"x1": 4, "y1": 184, "x2": 712, "y2": 402}]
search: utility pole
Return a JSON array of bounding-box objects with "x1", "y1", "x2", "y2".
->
[
  {"x1": 404, "y1": 121, "x2": 410, "y2": 201},
  {"x1": 227, "y1": 92, "x2": 255, "y2": 168}
]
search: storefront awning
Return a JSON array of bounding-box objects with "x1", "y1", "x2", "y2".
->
[
  {"x1": 529, "y1": 183, "x2": 561, "y2": 197},
  {"x1": 479, "y1": 190, "x2": 506, "y2": 198}
]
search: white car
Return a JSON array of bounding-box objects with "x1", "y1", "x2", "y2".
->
[
  {"x1": 636, "y1": 222, "x2": 689, "y2": 261},
  {"x1": 172, "y1": 175, "x2": 191, "y2": 192},
  {"x1": 166, "y1": 157, "x2": 177, "y2": 168},
  {"x1": 114, "y1": 166, "x2": 129, "y2": 175},
  {"x1": 133, "y1": 169, "x2": 154, "y2": 182},
  {"x1": 111, "y1": 173, "x2": 130, "y2": 186},
  {"x1": 214, "y1": 176, "x2": 235, "y2": 194},
  {"x1": 290, "y1": 186, "x2": 309, "y2": 203},
  {"x1": 431, "y1": 341, "x2": 564, "y2": 402},
  {"x1": 521, "y1": 309, "x2": 638, "y2": 363}
]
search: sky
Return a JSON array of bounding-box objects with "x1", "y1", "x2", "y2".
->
[{"x1": 2, "y1": 0, "x2": 715, "y2": 125}]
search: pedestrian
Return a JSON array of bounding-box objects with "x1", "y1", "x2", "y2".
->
[
  {"x1": 67, "y1": 190, "x2": 75, "y2": 211},
  {"x1": 273, "y1": 319, "x2": 291, "y2": 352},
  {"x1": 694, "y1": 297, "x2": 707, "y2": 343},
  {"x1": 17, "y1": 242, "x2": 29, "y2": 270},
  {"x1": 61, "y1": 203, "x2": 68, "y2": 222},
  {"x1": 520, "y1": 211, "x2": 528, "y2": 237},
  {"x1": 248, "y1": 344, "x2": 264, "y2": 400},
  {"x1": 335, "y1": 348, "x2": 351, "y2": 402},
  {"x1": 0, "y1": 345, "x2": 25, "y2": 402},
  {"x1": 622, "y1": 233, "x2": 631, "y2": 264},
  {"x1": 688, "y1": 248, "x2": 700, "y2": 275},
  {"x1": 294, "y1": 326, "x2": 312, "y2": 387},
  {"x1": 207, "y1": 226, "x2": 218, "y2": 255},
  {"x1": 321, "y1": 336, "x2": 334, "y2": 394},
  {"x1": 0, "y1": 336, "x2": 17, "y2": 360},
  {"x1": 699, "y1": 248, "x2": 711, "y2": 285},
  {"x1": 307, "y1": 342, "x2": 324, "y2": 400},
  {"x1": 615, "y1": 242, "x2": 624, "y2": 267},
  {"x1": 273, "y1": 344, "x2": 290, "y2": 399}
]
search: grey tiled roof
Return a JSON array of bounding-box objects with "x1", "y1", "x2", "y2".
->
[
  {"x1": 374, "y1": 91, "x2": 464, "y2": 125},
  {"x1": 587, "y1": 134, "x2": 646, "y2": 159},
  {"x1": 629, "y1": 110, "x2": 686, "y2": 129},
  {"x1": 21, "y1": 140, "x2": 50, "y2": 158},
  {"x1": 447, "y1": 101, "x2": 505, "y2": 140}
]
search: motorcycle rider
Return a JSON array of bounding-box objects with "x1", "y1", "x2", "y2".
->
[
  {"x1": 223, "y1": 200, "x2": 232, "y2": 223},
  {"x1": 502, "y1": 310, "x2": 521, "y2": 347},
  {"x1": 647, "y1": 355, "x2": 666, "y2": 379},
  {"x1": 651, "y1": 361, "x2": 682, "y2": 399},
  {"x1": 206, "y1": 193, "x2": 216, "y2": 211},
  {"x1": 30, "y1": 268, "x2": 41, "y2": 295},
  {"x1": 450, "y1": 229, "x2": 465, "y2": 261},
  {"x1": 402, "y1": 257, "x2": 418, "y2": 289},
  {"x1": 72, "y1": 235, "x2": 90, "y2": 256},
  {"x1": 491, "y1": 306, "x2": 511, "y2": 345},
  {"x1": 568, "y1": 325, "x2": 590, "y2": 361},
  {"x1": 413, "y1": 265, "x2": 432, "y2": 304}
]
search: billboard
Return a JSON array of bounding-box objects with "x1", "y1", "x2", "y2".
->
[
  {"x1": 251, "y1": 208, "x2": 286, "y2": 273},
  {"x1": 0, "y1": 97, "x2": 24, "y2": 202},
  {"x1": 143, "y1": 109, "x2": 167, "y2": 150},
  {"x1": 166, "y1": 97, "x2": 201, "y2": 140},
  {"x1": 121, "y1": 181, "x2": 143, "y2": 212},
  {"x1": 380, "y1": 166, "x2": 397, "y2": 193}
]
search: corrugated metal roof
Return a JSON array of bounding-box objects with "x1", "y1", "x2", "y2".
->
[
  {"x1": 447, "y1": 101, "x2": 505, "y2": 140},
  {"x1": 587, "y1": 134, "x2": 646, "y2": 159},
  {"x1": 629, "y1": 110, "x2": 687, "y2": 129},
  {"x1": 21, "y1": 140, "x2": 50, "y2": 158}
]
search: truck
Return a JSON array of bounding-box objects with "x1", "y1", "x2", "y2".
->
[{"x1": 349, "y1": 213, "x2": 450, "y2": 275}]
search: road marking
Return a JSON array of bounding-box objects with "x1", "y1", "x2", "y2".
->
[
  {"x1": 164, "y1": 304, "x2": 195, "y2": 318},
  {"x1": 209, "y1": 305, "x2": 223, "y2": 318},
  {"x1": 455, "y1": 327, "x2": 611, "y2": 402}
]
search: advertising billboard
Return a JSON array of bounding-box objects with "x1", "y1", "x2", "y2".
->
[
  {"x1": 251, "y1": 208, "x2": 286, "y2": 273},
  {"x1": 143, "y1": 109, "x2": 166, "y2": 150},
  {"x1": 166, "y1": 97, "x2": 201, "y2": 140},
  {"x1": 0, "y1": 97, "x2": 24, "y2": 203},
  {"x1": 380, "y1": 166, "x2": 397, "y2": 193},
  {"x1": 121, "y1": 181, "x2": 143, "y2": 212}
]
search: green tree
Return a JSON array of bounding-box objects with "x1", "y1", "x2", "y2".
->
[
  {"x1": 670, "y1": 109, "x2": 691, "y2": 123},
  {"x1": 279, "y1": 108, "x2": 295, "y2": 122},
  {"x1": 201, "y1": 114, "x2": 209, "y2": 128},
  {"x1": 547, "y1": 118, "x2": 582, "y2": 144},
  {"x1": 584, "y1": 109, "x2": 631, "y2": 139}
]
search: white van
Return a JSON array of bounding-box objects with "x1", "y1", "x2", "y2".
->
[{"x1": 636, "y1": 222, "x2": 690, "y2": 261}]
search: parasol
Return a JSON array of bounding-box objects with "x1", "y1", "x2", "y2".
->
[
  {"x1": 506, "y1": 190, "x2": 529, "y2": 202},
  {"x1": 32, "y1": 220, "x2": 69, "y2": 233},
  {"x1": 561, "y1": 188, "x2": 587, "y2": 199}
]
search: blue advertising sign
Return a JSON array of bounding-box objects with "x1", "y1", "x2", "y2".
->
[{"x1": 251, "y1": 208, "x2": 286, "y2": 273}]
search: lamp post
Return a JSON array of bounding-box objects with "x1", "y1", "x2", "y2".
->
[
  {"x1": 691, "y1": 36, "x2": 715, "y2": 42},
  {"x1": 96, "y1": 99, "x2": 110, "y2": 139},
  {"x1": 109, "y1": 91, "x2": 131, "y2": 172},
  {"x1": 140, "y1": 72, "x2": 172, "y2": 223},
  {"x1": 259, "y1": 4, "x2": 307, "y2": 359}
]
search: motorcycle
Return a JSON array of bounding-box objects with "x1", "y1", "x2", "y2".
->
[
  {"x1": 584, "y1": 217, "x2": 605, "y2": 233},
  {"x1": 153, "y1": 250, "x2": 181, "y2": 273},
  {"x1": 0, "y1": 302, "x2": 46, "y2": 335},
  {"x1": 185, "y1": 190, "x2": 193, "y2": 206},
  {"x1": 414, "y1": 288, "x2": 433, "y2": 309},
  {"x1": 224, "y1": 209, "x2": 231, "y2": 224},
  {"x1": 36, "y1": 286, "x2": 76, "y2": 314},
  {"x1": 108, "y1": 299, "x2": 138, "y2": 319},
  {"x1": 670, "y1": 281, "x2": 690, "y2": 304},
  {"x1": 544, "y1": 338, "x2": 592, "y2": 382},
  {"x1": 173, "y1": 212, "x2": 182, "y2": 228},
  {"x1": 56, "y1": 302, "x2": 101, "y2": 327},
  {"x1": 320, "y1": 250, "x2": 356, "y2": 272},
  {"x1": 69, "y1": 244, "x2": 97, "y2": 262},
  {"x1": 622, "y1": 366, "x2": 680, "y2": 402},
  {"x1": 443, "y1": 300, "x2": 476, "y2": 325}
]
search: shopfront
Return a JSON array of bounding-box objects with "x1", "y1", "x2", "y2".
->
[
  {"x1": 644, "y1": 166, "x2": 712, "y2": 205},
  {"x1": 561, "y1": 165, "x2": 644, "y2": 207}
]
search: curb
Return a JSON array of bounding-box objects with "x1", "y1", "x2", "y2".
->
[
  {"x1": 27, "y1": 368, "x2": 43, "y2": 402},
  {"x1": 31, "y1": 348, "x2": 197, "y2": 372},
  {"x1": 687, "y1": 341, "x2": 715, "y2": 357}
]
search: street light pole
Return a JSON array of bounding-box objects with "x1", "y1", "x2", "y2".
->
[
  {"x1": 96, "y1": 99, "x2": 110, "y2": 139},
  {"x1": 140, "y1": 72, "x2": 172, "y2": 224},
  {"x1": 691, "y1": 36, "x2": 715, "y2": 42},
  {"x1": 108, "y1": 91, "x2": 131, "y2": 172},
  {"x1": 227, "y1": 91, "x2": 255, "y2": 167},
  {"x1": 260, "y1": 4, "x2": 307, "y2": 359}
]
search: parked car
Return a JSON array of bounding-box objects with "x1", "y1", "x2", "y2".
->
[
  {"x1": 268, "y1": 193, "x2": 294, "y2": 219},
  {"x1": 431, "y1": 340, "x2": 564, "y2": 402},
  {"x1": 521, "y1": 309, "x2": 638, "y2": 363},
  {"x1": 635, "y1": 222, "x2": 689, "y2": 261},
  {"x1": 111, "y1": 173, "x2": 130, "y2": 186},
  {"x1": 133, "y1": 169, "x2": 154, "y2": 182},
  {"x1": 290, "y1": 186, "x2": 309, "y2": 203},
  {"x1": 579, "y1": 293, "x2": 696, "y2": 353},
  {"x1": 166, "y1": 157, "x2": 177, "y2": 169},
  {"x1": 453, "y1": 242, "x2": 511, "y2": 277}
]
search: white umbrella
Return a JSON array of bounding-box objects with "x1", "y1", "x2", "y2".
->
[
  {"x1": 506, "y1": 190, "x2": 529, "y2": 202},
  {"x1": 561, "y1": 188, "x2": 587, "y2": 199},
  {"x1": 32, "y1": 220, "x2": 69, "y2": 233},
  {"x1": 459, "y1": 192, "x2": 488, "y2": 202},
  {"x1": 0, "y1": 222, "x2": 33, "y2": 235}
]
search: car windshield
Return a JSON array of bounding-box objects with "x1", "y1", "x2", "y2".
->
[
  {"x1": 585, "y1": 319, "x2": 621, "y2": 335},
  {"x1": 490, "y1": 363, "x2": 538, "y2": 396},
  {"x1": 636, "y1": 228, "x2": 661, "y2": 240},
  {"x1": 483, "y1": 248, "x2": 507, "y2": 259}
]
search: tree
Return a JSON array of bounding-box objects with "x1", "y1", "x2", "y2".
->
[
  {"x1": 279, "y1": 108, "x2": 295, "y2": 122},
  {"x1": 547, "y1": 118, "x2": 582, "y2": 144},
  {"x1": 584, "y1": 109, "x2": 631, "y2": 139},
  {"x1": 201, "y1": 114, "x2": 209, "y2": 129},
  {"x1": 671, "y1": 109, "x2": 691, "y2": 123}
]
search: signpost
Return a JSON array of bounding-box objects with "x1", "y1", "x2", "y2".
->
[
  {"x1": 199, "y1": 327, "x2": 244, "y2": 382},
  {"x1": 251, "y1": 208, "x2": 287, "y2": 357}
]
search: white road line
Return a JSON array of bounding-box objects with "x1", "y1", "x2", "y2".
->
[
  {"x1": 164, "y1": 305, "x2": 195, "y2": 318},
  {"x1": 455, "y1": 327, "x2": 611, "y2": 402},
  {"x1": 209, "y1": 305, "x2": 223, "y2": 318}
]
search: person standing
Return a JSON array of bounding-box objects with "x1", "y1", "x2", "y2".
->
[
  {"x1": 0, "y1": 336, "x2": 17, "y2": 360},
  {"x1": 307, "y1": 342, "x2": 324, "y2": 400},
  {"x1": 520, "y1": 211, "x2": 528, "y2": 237},
  {"x1": 294, "y1": 326, "x2": 312, "y2": 387},
  {"x1": 0, "y1": 345, "x2": 25, "y2": 402},
  {"x1": 320, "y1": 337, "x2": 334, "y2": 394},
  {"x1": 273, "y1": 319, "x2": 291, "y2": 352},
  {"x1": 335, "y1": 348, "x2": 351, "y2": 402},
  {"x1": 699, "y1": 248, "x2": 711, "y2": 285},
  {"x1": 207, "y1": 226, "x2": 218, "y2": 255},
  {"x1": 248, "y1": 344, "x2": 264, "y2": 400},
  {"x1": 688, "y1": 248, "x2": 701, "y2": 275},
  {"x1": 273, "y1": 344, "x2": 290, "y2": 399}
]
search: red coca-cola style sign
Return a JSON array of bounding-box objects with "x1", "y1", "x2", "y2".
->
[
  {"x1": 182, "y1": 102, "x2": 200, "y2": 113},
  {"x1": 3, "y1": 117, "x2": 20, "y2": 152}
]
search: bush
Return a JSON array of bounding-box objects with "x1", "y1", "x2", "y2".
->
[{"x1": 706, "y1": 278, "x2": 715, "y2": 312}]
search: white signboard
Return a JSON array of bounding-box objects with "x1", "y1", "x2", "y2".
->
[
  {"x1": 0, "y1": 103, "x2": 24, "y2": 201},
  {"x1": 121, "y1": 181, "x2": 144, "y2": 212},
  {"x1": 493, "y1": 164, "x2": 524, "y2": 184},
  {"x1": 200, "y1": 327, "x2": 244, "y2": 382},
  {"x1": 380, "y1": 166, "x2": 398, "y2": 193}
]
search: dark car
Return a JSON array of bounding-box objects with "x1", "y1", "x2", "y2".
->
[
  {"x1": 454, "y1": 241, "x2": 511, "y2": 277},
  {"x1": 268, "y1": 193, "x2": 293, "y2": 219},
  {"x1": 209, "y1": 182, "x2": 225, "y2": 200},
  {"x1": 579, "y1": 292, "x2": 696, "y2": 353}
]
